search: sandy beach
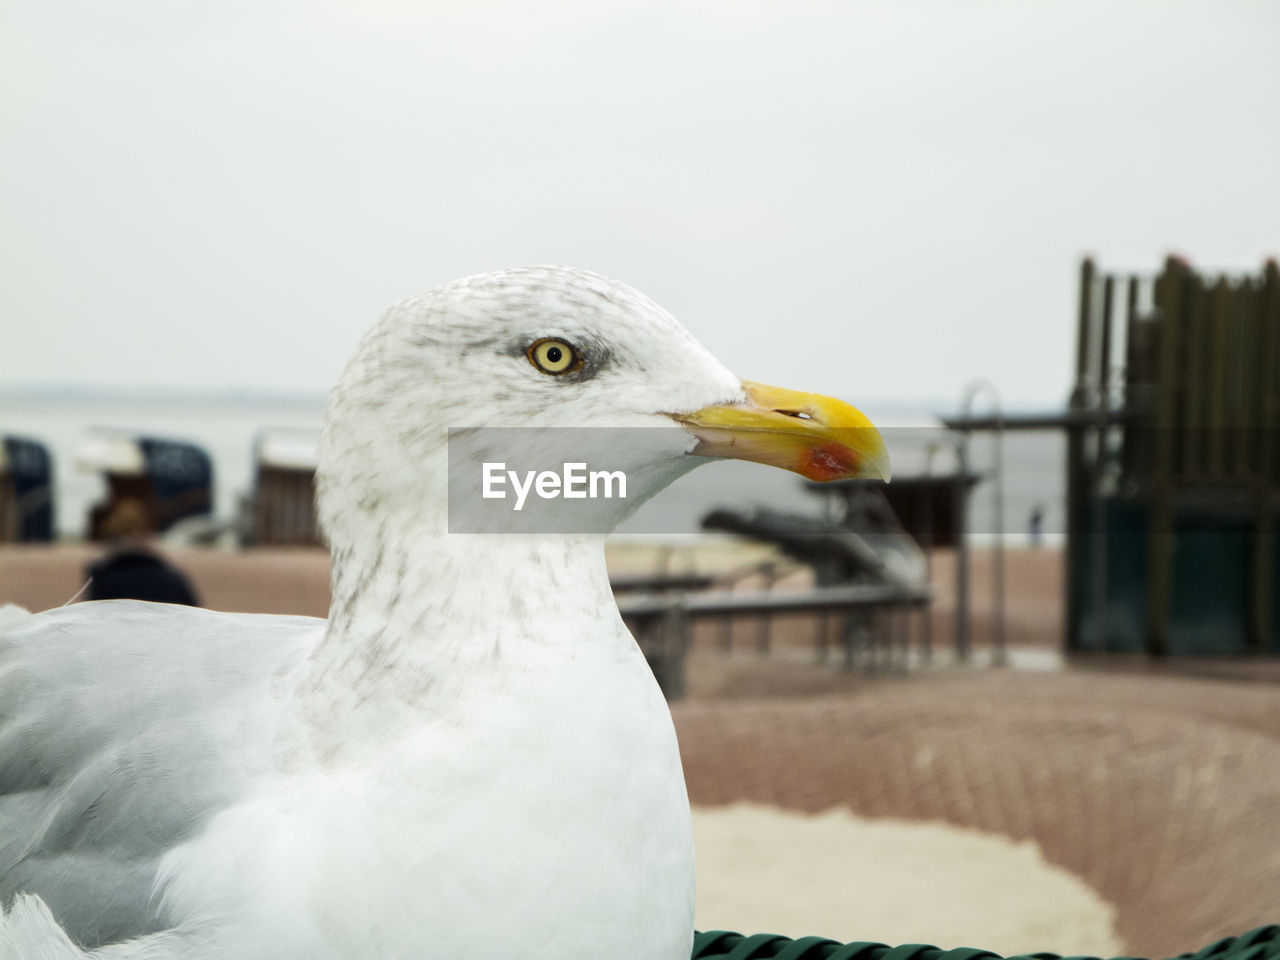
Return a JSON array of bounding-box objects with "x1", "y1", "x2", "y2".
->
[
  {"x1": 2, "y1": 542, "x2": 1278, "y2": 957},
  {"x1": 692, "y1": 803, "x2": 1120, "y2": 956}
]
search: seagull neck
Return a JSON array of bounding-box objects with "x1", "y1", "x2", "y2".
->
[
  {"x1": 327, "y1": 524, "x2": 610, "y2": 625},
  {"x1": 291, "y1": 525, "x2": 619, "y2": 738}
]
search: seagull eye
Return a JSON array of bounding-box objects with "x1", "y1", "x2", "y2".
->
[{"x1": 527, "y1": 338, "x2": 582, "y2": 375}]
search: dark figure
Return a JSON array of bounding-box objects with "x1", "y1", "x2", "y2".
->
[
  {"x1": 87, "y1": 550, "x2": 199, "y2": 605},
  {"x1": 1029, "y1": 504, "x2": 1044, "y2": 547},
  {"x1": 85, "y1": 499, "x2": 200, "y2": 606}
]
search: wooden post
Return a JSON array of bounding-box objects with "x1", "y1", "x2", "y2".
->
[
  {"x1": 1229, "y1": 283, "x2": 1247, "y2": 478},
  {"x1": 1099, "y1": 276, "x2": 1115, "y2": 402},
  {"x1": 1148, "y1": 257, "x2": 1186, "y2": 656},
  {"x1": 843, "y1": 612, "x2": 858, "y2": 670},
  {"x1": 756, "y1": 564, "x2": 777, "y2": 656},
  {"x1": 1207, "y1": 280, "x2": 1230, "y2": 479},
  {"x1": 1250, "y1": 262, "x2": 1279, "y2": 652},
  {"x1": 1064, "y1": 258, "x2": 1095, "y2": 652},
  {"x1": 1121, "y1": 276, "x2": 1146, "y2": 489},
  {"x1": 660, "y1": 603, "x2": 689, "y2": 700},
  {"x1": 1089, "y1": 276, "x2": 1114, "y2": 649},
  {"x1": 1183, "y1": 278, "x2": 1206, "y2": 480}
]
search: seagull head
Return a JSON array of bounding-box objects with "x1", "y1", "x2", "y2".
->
[{"x1": 318, "y1": 266, "x2": 888, "y2": 540}]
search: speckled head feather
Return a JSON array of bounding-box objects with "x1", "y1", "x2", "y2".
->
[{"x1": 317, "y1": 265, "x2": 744, "y2": 546}]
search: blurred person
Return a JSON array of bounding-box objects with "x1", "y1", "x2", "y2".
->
[
  {"x1": 1029, "y1": 504, "x2": 1044, "y2": 547},
  {"x1": 85, "y1": 498, "x2": 200, "y2": 606}
]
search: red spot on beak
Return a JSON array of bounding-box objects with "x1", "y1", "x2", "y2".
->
[{"x1": 801, "y1": 442, "x2": 859, "y2": 481}]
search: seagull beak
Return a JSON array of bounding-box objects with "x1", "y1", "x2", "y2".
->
[{"x1": 670, "y1": 380, "x2": 890, "y2": 482}]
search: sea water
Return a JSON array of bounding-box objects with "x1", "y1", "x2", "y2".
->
[{"x1": 0, "y1": 390, "x2": 1064, "y2": 545}]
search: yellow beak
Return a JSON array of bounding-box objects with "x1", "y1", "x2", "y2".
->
[{"x1": 670, "y1": 380, "x2": 890, "y2": 482}]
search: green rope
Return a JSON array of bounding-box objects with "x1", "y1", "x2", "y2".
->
[{"x1": 691, "y1": 926, "x2": 1280, "y2": 960}]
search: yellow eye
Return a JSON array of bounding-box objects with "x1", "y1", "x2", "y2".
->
[{"x1": 528, "y1": 338, "x2": 581, "y2": 375}]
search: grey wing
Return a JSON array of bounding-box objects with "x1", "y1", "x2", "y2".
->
[{"x1": 0, "y1": 600, "x2": 322, "y2": 949}]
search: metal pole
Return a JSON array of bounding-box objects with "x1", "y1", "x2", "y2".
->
[
  {"x1": 921, "y1": 442, "x2": 941, "y2": 665},
  {"x1": 955, "y1": 436, "x2": 971, "y2": 663},
  {"x1": 960, "y1": 380, "x2": 1006, "y2": 667},
  {"x1": 927, "y1": 435, "x2": 970, "y2": 663}
]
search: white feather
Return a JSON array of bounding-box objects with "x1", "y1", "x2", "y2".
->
[{"x1": 1, "y1": 267, "x2": 745, "y2": 959}]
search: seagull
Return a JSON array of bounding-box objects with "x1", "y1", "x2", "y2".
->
[{"x1": 0, "y1": 266, "x2": 888, "y2": 959}]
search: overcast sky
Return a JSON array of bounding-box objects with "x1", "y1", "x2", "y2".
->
[{"x1": 2, "y1": 0, "x2": 1277, "y2": 409}]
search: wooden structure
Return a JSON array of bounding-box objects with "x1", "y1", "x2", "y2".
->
[
  {"x1": 806, "y1": 474, "x2": 979, "y2": 550},
  {"x1": 0, "y1": 435, "x2": 54, "y2": 542},
  {"x1": 248, "y1": 429, "x2": 323, "y2": 546},
  {"x1": 805, "y1": 473, "x2": 987, "y2": 661},
  {"x1": 618, "y1": 581, "x2": 931, "y2": 696},
  {"x1": 1066, "y1": 257, "x2": 1280, "y2": 654},
  {"x1": 80, "y1": 433, "x2": 213, "y2": 540},
  {"x1": 614, "y1": 488, "x2": 936, "y2": 696}
]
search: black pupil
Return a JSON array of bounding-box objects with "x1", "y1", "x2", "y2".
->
[{"x1": 546, "y1": 346, "x2": 563, "y2": 364}]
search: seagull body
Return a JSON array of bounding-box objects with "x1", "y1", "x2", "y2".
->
[{"x1": 0, "y1": 267, "x2": 886, "y2": 959}]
